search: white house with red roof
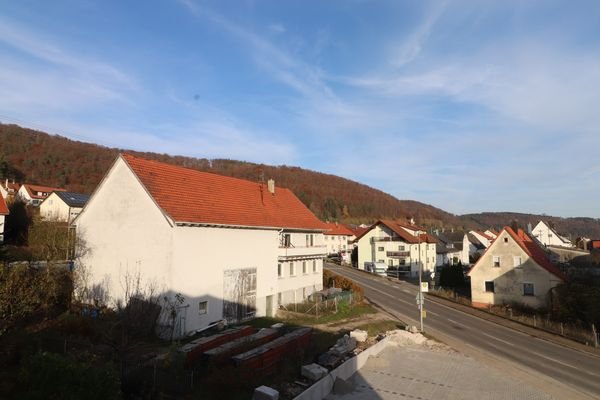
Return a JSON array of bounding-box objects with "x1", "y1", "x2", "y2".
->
[
  {"x1": 0, "y1": 179, "x2": 20, "y2": 200},
  {"x1": 531, "y1": 221, "x2": 574, "y2": 248},
  {"x1": 17, "y1": 183, "x2": 66, "y2": 206},
  {"x1": 0, "y1": 195, "x2": 9, "y2": 243},
  {"x1": 356, "y1": 219, "x2": 437, "y2": 277},
  {"x1": 74, "y1": 154, "x2": 327, "y2": 337},
  {"x1": 323, "y1": 222, "x2": 355, "y2": 255},
  {"x1": 468, "y1": 227, "x2": 566, "y2": 309}
]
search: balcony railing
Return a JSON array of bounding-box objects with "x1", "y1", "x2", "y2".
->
[
  {"x1": 278, "y1": 245, "x2": 327, "y2": 258},
  {"x1": 386, "y1": 251, "x2": 410, "y2": 258}
]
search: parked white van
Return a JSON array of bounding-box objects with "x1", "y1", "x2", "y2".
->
[{"x1": 364, "y1": 261, "x2": 388, "y2": 276}]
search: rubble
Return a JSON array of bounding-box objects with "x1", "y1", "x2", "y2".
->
[
  {"x1": 301, "y1": 363, "x2": 328, "y2": 381},
  {"x1": 349, "y1": 329, "x2": 368, "y2": 342},
  {"x1": 253, "y1": 385, "x2": 279, "y2": 400}
]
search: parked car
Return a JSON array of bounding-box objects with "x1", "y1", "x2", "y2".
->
[{"x1": 364, "y1": 261, "x2": 388, "y2": 276}]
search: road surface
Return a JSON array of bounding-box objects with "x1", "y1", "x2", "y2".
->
[{"x1": 326, "y1": 263, "x2": 600, "y2": 399}]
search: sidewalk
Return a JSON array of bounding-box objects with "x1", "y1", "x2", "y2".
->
[{"x1": 326, "y1": 330, "x2": 555, "y2": 400}]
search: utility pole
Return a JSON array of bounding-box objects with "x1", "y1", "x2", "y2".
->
[{"x1": 418, "y1": 232, "x2": 424, "y2": 332}]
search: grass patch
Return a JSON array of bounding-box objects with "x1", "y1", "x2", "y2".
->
[{"x1": 281, "y1": 303, "x2": 378, "y2": 326}]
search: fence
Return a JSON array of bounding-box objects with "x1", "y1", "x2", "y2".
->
[
  {"x1": 431, "y1": 288, "x2": 599, "y2": 347},
  {"x1": 282, "y1": 291, "x2": 357, "y2": 318}
]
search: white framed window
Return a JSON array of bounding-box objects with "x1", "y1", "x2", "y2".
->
[
  {"x1": 504, "y1": 237, "x2": 509, "y2": 243},
  {"x1": 313, "y1": 260, "x2": 317, "y2": 273},
  {"x1": 493, "y1": 256, "x2": 500, "y2": 267},
  {"x1": 378, "y1": 246, "x2": 384, "y2": 251},
  {"x1": 513, "y1": 256, "x2": 522, "y2": 267},
  {"x1": 398, "y1": 245, "x2": 405, "y2": 251},
  {"x1": 485, "y1": 281, "x2": 495, "y2": 293},
  {"x1": 289, "y1": 262, "x2": 295, "y2": 276},
  {"x1": 523, "y1": 283, "x2": 535, "y2": 296},
  {"x1": 302, "y1": 261, "x2": 307, "y2": 274},
  {"x1": 278, "y1": 263, "x2": 282, "y2": 277},
  {"x1": 199, "y1": 301, "x2": 208, "y2": 315}
]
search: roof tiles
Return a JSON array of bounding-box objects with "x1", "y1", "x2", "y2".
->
[
  {"x1": 0, "y1": 195, "x2": 8, "y2": 215},
  {"x1": 122, "y1": 154, "x2": 327, "y2": 230}
]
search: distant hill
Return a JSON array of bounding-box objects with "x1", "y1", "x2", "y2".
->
[
  {"x1": 0, "y1": 124, "x2": 469, "y2": 228},
  {"x1": 462, "y1": 212, "x2": 600, "y2": 239}
]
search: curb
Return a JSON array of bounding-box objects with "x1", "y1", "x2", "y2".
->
[{"x1": 293, "y1": 336, "x2": 390, "y2": 400}]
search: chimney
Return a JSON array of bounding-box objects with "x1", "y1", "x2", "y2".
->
[{"x1": 267, "y1": 178, "x2": 275, "y2": 195}]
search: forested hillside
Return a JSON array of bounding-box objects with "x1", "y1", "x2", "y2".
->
[{"x1": 0, "y1": 124, "x2": 467, "y2": 227}]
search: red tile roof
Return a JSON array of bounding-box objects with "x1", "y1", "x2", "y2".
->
[
  {"x1": 469, "y1": 227, "x2": 566, "y2": 281},
  {"x1": 122, "y1": 154, "x2": 327, "y2": 230},
  {"x1": 23, "y1": 184, "x2": 66, "y2": 199},
  {"x1": 0, "y1": 195, "x2": 8, "y2": 215},
  {"x1": 356, "y1": 219, "x2": 437, "y2": 244},
  {"x1": 323, "y1": 222, "x2": 355, "y2": 236}
]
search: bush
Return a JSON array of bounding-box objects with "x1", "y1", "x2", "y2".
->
[
  {"x1": 323, "y1": 269, "x2": 363, "y2": 302},
  {"x1": 17, "y1": 352, "x2": 121, "y2": 400}
]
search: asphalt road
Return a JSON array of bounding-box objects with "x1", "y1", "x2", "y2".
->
[{"x1": 326, "y1": 263, "x2": 600, "y2": 399}]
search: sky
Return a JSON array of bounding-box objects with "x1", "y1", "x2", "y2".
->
[{"x1": 1, "y1": 1, "x2": 599, "y2": 218}]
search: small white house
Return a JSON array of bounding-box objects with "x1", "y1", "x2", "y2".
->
[
  {"x1": 468, "y1": 230, "x2": 495, "y2": 249},
  {"x1": 434, "y1": 232, "x2": 470, "y2": 266},
  {"x1": 17, "y1": 184, "x2": 65, "y2": 206},
  {"x1": 323, "y1": 222, "x2": 355, "y2": 255},
  {"x1": 75, "y1": 154, "x2": 327, "y2": 337},
  {"x1": 468, "y1": 227, "x2": 565, "y2": 309},
  {"x1": 41, "y1": 191, "x2": 90, "y2": 224},
  {"x1": 0, "y1": 196, "x2": 8, "y2": 243},
  {"x1": 531, "y1": 221, "x2": 574, "y2": 248},
  {"x1": 0, "y1": 179, "x2": 20, "y2": 200},
  {"x1": 356, "y1": 220, "x2": 437, "y2": 278}
]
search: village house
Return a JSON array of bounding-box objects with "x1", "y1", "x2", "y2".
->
[
  {"x1": 17, "y1": 183, "x2": 65, "y2": 206},
  {"x1": 40, "y1": 191, "x2": 90, "y2": 224},
  {"x1": 323, "y1": 222, "x2": 355, "y2": 255},
  {"x1": 530, "y1": 221, "x2": 574, "y2": 248},
  {"x1": 74, "y1": 154, "x2": 327, "y2": 337},
  {"x1": 356, "y1": 220, "x2": 437, "y2": 277},
  {"x1": 468, "y1": 230, "x2": 495, "y2": 249},
  {"x1": 468, "y1": 227, "x2": 566, "y2": 309},
  {"x1": 433, "y1": 231, "x2": 470, "y2": 266},
  {"x1": 0, "y1": 195, "x2": 8, "y2": 243},
  {"x1": 0, "y1": 179, "x2": 20, "y2": 200}
]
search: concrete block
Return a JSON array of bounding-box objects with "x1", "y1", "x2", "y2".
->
[
  {"x1": 350, "y1": 329, "x2": 368, "y2": 342},
  {"x1": 271, "y1": 323, "x2": 285, "y2": 329},
  {"x1": 333, "y1": 377, "x2": 353, "y2": 395},
  {"x1": 330, "y1": 335, "x2": 357, "y2": 356},
  {"x1": 253, "y1": 385, "x2": 279, "y2": 400},
  {"x1": 301, "y1": 363, "x2": 328, "y2": 381}
]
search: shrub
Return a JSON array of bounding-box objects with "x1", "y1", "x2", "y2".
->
[
  {"x1": 17, "y1": 352, "x2": 121, "y2": 400},
  {"x1": 323, "y1": 269, "x2": 364, "y2": 302}
]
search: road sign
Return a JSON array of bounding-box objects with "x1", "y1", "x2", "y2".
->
[
  {"x1": 421, "y1": 310, "x2": 427, "y2": 319},
  {"x1": 420, "y1": 282, "x2": 429, "y2": 293}
]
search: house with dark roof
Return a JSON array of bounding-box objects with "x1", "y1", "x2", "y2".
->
[
  {"x1": 17, "y1": 183, "x2": 66, "y2": 206},
  {"x1": 433, "y1": 231, "x2": 470, "y2": 266},
  {"x1": 468, "y1": 227, "x2": 566, "y2": 309},
  {"x1": 75, "y1": 154, "x2": 327, "y2": 337},
  {"x1": 40, "y1": 191, "x2": 90, "y2": 223},
  {"x1": 356, "y1": 219, "x2": 437, "y2": 277},
  {"x1": 0, "y1": 195, "x2": 9, "y2": 243}
]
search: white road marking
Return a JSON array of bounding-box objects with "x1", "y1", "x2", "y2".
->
[{"x1": 479, "y1": 331, "x2": 516, "y2": 347}]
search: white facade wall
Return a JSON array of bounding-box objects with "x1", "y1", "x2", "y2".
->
[
  {"x1": 469, "y1": 231, "x2": 492, "y2": 248},
  {"x1": 470, "y1": 230, "x2": 563, "y2": 309},
  {"x1": 40, "y1": 192, "x2": 83, "y2": 223},
  {"x1": 357, "y1": 224, "x2": 436, "y2": 277},
  {"x1": 17, "y1": 186, "x2": 34, "y2": 204},
  {"x1": 324, "y1": 234, "x2": 351, "y2": 254},
  {"x1": 532, "y1": 221, "x2": 573, "y2": 248},
  {"x1": 76, "y1": 158, "x2": 175, "y2": 306},
  {"x1": 0, "y1": 214, "x2": 5, "y2": 243}
]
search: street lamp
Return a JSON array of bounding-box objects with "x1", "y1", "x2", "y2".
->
[{"x1": 418, "y1": 231, "x2": 424, "y2": 332}]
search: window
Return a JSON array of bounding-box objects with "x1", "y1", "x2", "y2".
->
[
  {"x1": 485, "y1": 281, "x2": 495, "y2": 293},
  {"x1": 504, "y1": 237, "x2": 509, "y2": 243},
  {"x1": 523, "y1": 283, "x2": 534, "y2": 296},
  {"x1": 313, "y1": 260, "x2": 317, "y2": 273},
  {"x1": 282, "y1": 234, "x2": 291, "y2": 247},
  {"x1": 199, "y1": 301, "x2": 208, "y2": 315},
  {"x1": 513, "y1": 256, "x2": 522, "y2": 267},
  {"x1": 389, "y1": 259, "x2": 394, "y2": 267},
  {"x1": 493, "y1": 256, "x2": 500, "y2": 267},
  {"x1": 311, "y1": 234, "x2": 314, "y2": 246},
  {"x1": 399, "y1": 259, "x2": 406, "y2": 266},
  {"x1": 306, "y1": 234, "x2": 309, "y2": 247},
  {"x1": 278, "y1": 263, "x2": 282, "y2": 277},
  {"x1": 289, "y1": 262, "x2": 295, "y2": 276},
  {"x1": 378, "y1": 259, "x2": 384, "y2": 263},
  {"x1": 548, "y1": 233, "x2": 553, "y2": 238},
  {"x1": 378, "y1": 246, "x2": 384, "y2": 251},
  {"x1": 302, "y1": 261, "x2": 307, "y2": 274}
]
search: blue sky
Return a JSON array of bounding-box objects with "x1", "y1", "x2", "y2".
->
[{"x1": 1, "y1": 1, "x2": 599, "y2": 218}]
